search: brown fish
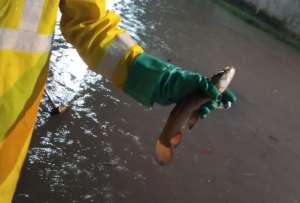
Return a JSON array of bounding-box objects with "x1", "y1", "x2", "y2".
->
[{"x1": 155, "y1": 67, "x2": 236, "y2": 165}]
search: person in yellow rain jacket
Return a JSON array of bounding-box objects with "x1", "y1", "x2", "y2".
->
[{"x1": 0, "y1": 0, "x2": 236, "y2": 202}]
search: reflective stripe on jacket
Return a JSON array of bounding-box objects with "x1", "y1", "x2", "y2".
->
[{"x1": 0, "y1": 1, "x2": 143, "y2": 202}]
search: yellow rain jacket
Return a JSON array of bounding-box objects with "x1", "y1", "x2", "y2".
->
[{"x1": 0, "y1": 0, "x2": 143, "y2": 202}]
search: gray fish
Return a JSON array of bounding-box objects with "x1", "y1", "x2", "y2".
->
[{"x1": 155, "y1": 67, "x2": 236, "y2": 165}]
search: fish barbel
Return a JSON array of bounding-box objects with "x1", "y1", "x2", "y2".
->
[{"x1": 155, "y1": 66, "x2": 236, "y2": 165}]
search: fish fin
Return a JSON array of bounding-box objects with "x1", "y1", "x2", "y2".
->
[{"x1": 170, "y1": 132, "x2": 182, "y2": 147}]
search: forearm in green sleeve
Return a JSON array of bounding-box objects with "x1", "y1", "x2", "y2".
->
[{"x1": 123, "y1": 53, "x2": 220, "y2": 106}]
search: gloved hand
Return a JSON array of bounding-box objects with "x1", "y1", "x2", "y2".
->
[
  {"x1": 199, "y1": 89, "x2": 237, "y2": 118},
  {"x1": 123, "y1": 53, "x2": 236, "y2": 117}
]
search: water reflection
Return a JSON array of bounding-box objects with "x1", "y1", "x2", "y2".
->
[
  {"x1": 16, "y1": 0, "x2": 158, "y2": 202},
  {"x1": 107, "y1": 0, "x2": 146, "y2": 43}
]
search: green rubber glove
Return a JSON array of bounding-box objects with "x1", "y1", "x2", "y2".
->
[
  {"x1": 123, "y1": 53, "x2": 236, "y2": 117},
  {"x1": 199, "y1": 89, "x2": 237, "y2": 118}
]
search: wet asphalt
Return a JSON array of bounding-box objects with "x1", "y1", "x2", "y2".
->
[{"x1": 14, "y1": 0, "x2": 300, "y2": 202}]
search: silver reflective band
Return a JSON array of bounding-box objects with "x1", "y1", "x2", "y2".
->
[
  {"x1": 0, "y1": 0, "x2": 50, "y2": 52},
  {"x1": 20, "y1": 0, "x2": 45, "y2": 32},
  {"x1": 0, "y1": 29, "x2": 52, "y2": 52},
  {"x1": 98, "y1": 32, "x2": 136, "y2": 79}
]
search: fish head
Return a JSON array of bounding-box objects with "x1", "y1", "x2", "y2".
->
[{"x1": 211, "y1": 66, "x2": 236, "y2": 93}]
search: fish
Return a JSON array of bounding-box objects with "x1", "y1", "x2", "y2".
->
[{"x1": 155, "y1": 66, "x2": 236, "y2": 165}]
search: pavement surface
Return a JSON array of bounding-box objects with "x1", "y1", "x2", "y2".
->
[{"x1": 14, "y1": 0, "x2": 300, "y2": 202}]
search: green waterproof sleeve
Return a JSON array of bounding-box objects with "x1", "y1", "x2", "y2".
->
[{"x1": 123, "y1": 53, "x2": 236, "y2": 117}]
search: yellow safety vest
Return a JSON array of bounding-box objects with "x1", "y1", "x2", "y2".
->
[{"x1": 0, "y1": 1, "x2": 143, "y2": 202}]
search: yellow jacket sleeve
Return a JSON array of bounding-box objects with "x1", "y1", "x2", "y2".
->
[{"x1": 59, "y1": 0, "x2": 144, "y2": 88}]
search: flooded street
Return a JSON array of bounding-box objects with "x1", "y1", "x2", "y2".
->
[{"x1": 14, "y1": 0, "x2": 300, "y2": 202}]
